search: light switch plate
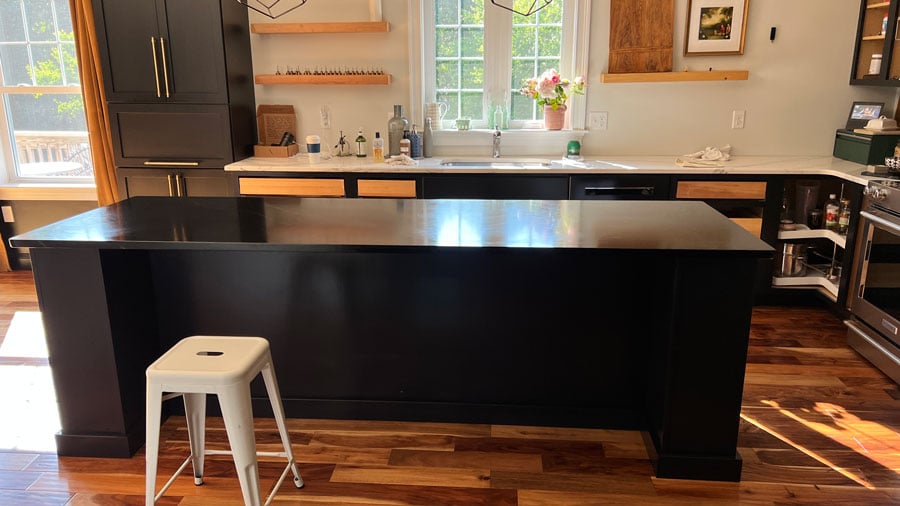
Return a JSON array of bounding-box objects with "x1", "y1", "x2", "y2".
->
[{"x1": 1, "y1": 205, "x2": 13, "y2": 223}]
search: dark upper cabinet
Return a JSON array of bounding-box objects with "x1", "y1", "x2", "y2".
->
[
  {"x1": 94, "y1": 0, "x2": 229, "y2": 103},
  {"x1": 851, "y1": 0, "x2": 900, "y2": 85},
  {"x1": 93, "y1": 0, "x2": 256, "y2": 200}
]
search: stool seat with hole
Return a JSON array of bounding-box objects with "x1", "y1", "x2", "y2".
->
[{"x1": 145, "y1": 335, "x2": 303, "y2": 506}]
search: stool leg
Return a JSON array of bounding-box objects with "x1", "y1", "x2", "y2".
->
[
  {"x1": 182, "y1": 393, "x2": 207, "y2": 485},
  {"x1": 218, "y1": 382, "x2": 263, "y2": 506},
  {"x1": 261, "y1": 361, "x2": 304, "y2": 488},
  {"x1": 145, "y1": 383, "x2": 163, "y2": 506}
]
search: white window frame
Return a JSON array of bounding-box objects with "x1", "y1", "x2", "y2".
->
[
  {"x1": 410, "y1": 0, "x2": 590, "y2": 151},
  {"x1": 0, "y1": 0, "x2": 93, "y2": 188}
]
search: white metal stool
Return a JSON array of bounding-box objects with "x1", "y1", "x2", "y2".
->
[{"x1": 145, "y1": 335, "x2": 303, "y2": 506}]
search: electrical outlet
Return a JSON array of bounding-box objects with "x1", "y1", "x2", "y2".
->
[
  {"x1": 320, "y1": 105, "x2": 331, "y2": 128},
  {"x1": 732, "y1": 110, "x2": 746, "y2": 129},
  {"x1": 589, "y1": 111, "x2": 608, "y2": 130},
  {"x1": 1, "y1": 205, "x2": 13, "y2": 223}
]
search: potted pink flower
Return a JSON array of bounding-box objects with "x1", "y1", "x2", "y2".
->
[{"x1": 519, "y1": 69, "x2": 586, "y2": 129}]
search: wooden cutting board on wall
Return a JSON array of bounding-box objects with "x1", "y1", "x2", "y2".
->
[{"x1": 609, "y1": 0, "x2": 674, "y2": 73}]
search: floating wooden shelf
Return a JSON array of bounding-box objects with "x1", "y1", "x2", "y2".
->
[
  {"x1": 600, "y1": 70, "x2": 749, "y2": 83},
  {"x1": 862, "y1": 35, "x2": 887, "y2": 40},
  {"x1": 867, "y1": 2, "x2": 890, "y2": 9},
  {"x1": 255, "y1": 74, "x2": 391, "y2": 85},
  {"x1": 251, "y1": 21, "x2": 390, "y2": 34}
]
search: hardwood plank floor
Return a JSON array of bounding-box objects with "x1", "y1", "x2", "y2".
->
[{"x1": 0, "y1": 271, "x2": 898, "y2": 505}]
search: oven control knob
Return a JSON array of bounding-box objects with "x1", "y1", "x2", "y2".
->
[{"x1": 864, "y1": 187, "x2": 889, "y2": 200}]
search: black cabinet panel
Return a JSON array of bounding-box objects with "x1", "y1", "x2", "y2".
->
[
  {"x1": 118, "y1": 168, "x2": 231, "y2": 198},
  {"x1": 95, "y1": 0, "x2": 230, "y2": 103},
  {"x1": 159, "y1": 0, "x2": 228, "y2": 103},
  {"x1": 94, "y1": 0, "x2": 161, "y2": 101},
  {"x1": 423, "y1": 174, "x2": 569, "y2": 199},
  {"x1": 109, "y1": 104, "x2": 233, "y2": 168},
  {"x1": 571, "y1": 175, "x2": 671, "y2": 200}
]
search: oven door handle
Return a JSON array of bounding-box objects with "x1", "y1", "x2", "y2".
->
[{"x1": 861, "y1": 210, "x2": 900, "y2": 235}]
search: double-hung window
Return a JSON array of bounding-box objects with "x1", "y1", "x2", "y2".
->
[
  {"x1": 421, "y1": 0, "x2": 589, "y2": 131},
  {"x1": 0, "y1": 0, "x2": 92, "y2": 184}
]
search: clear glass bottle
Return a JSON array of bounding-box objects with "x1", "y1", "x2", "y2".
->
[
  {"x1": 493, "y1": 105, "x2": 504, "y2": 130},
  {"x1": 372, "y1": 131, "x2": 384, "y2": 162},
  {"x1": 824, "y1": 193, "x2": 840, "y2": 231},
  {"x1": 837, "y1": 197, "x2": 851, "y2": 234},
  {"x1": 355, "y1": 129, "x2": 367, "y2": 157},
  {"x1": 388, "y1": 105, "x2": 408, "y2": 156}
]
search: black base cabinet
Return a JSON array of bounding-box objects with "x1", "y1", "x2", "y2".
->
[
  {"x1": 422, "y1": 174, "x2": 570, "y2": 199},
  {"x1": 118, "y1": 168, "x2": 232, "y2": 198},
  {"x1": 570, "y1": 174, "x2": 671, "y2": 200}
]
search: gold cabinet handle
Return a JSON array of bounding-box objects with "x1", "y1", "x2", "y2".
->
[
  {"x1": 160, "y1": 37, "x2": 170, "y2": 98},
  {"x1": 143, "y1": 161, "x2": 199, "y2": 166},
  {"x1": 150, "y1": 37, "x2": 161, "y2": 98},
  {"x1": 174, "y1": 173, "x2": 185, "y2": 197},
  {"x1": 166, "y1": 174, "x2": 175, "y2": 197}
]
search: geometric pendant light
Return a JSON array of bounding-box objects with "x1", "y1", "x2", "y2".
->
[
  {"x1": 236, "y1": 0, "x2": 308, "y2": 19},
  {"x1": 490, "y1": 0, "x2": 554, "y2": 17}
]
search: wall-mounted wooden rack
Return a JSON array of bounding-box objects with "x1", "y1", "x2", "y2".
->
[
  {"x1": 255, "y1": 74, "x2": 391, "y2": 85},
  {"x1": 251, "y1": 21, "x2": 390, "y2": 34},
  {"x1": 600, "y1": 70, "x2": 749, "y2": 83}
]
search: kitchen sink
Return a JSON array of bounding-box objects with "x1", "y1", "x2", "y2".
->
[{"x1": 440, "y1": 158, "x2": 552, "y2": 168}]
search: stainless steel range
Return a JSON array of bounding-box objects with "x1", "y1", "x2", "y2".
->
[{"x1": 846, "y1": 178, "x2": 900, "y2": 384}]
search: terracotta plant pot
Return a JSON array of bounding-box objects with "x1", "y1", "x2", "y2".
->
[{"x1": 543, "y1": 104, "x2": 566, "y2": 130}]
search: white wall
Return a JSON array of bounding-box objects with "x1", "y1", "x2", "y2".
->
[
  {"x1": 249, "y1": 0, "x2": 411, "y2": 156},
  {"x1": 249, "y1": 0, "x2": 898, "y2": 157}
]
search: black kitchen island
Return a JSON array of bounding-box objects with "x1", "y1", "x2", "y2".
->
[{"x1": 11, "y1": 196, "x2": 772, "y2": 481}]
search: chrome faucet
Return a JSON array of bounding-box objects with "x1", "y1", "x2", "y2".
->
[{"x1": 492, "y1": 129, "x2": 501, "y2": 158}]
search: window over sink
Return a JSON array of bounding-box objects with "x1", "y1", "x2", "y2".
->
[
  {"x1": 0, "y1": 0, "x2": 93, "y2": 184},
  {"x1": 417, "y1": 0, "x2": 589, "y2": 132}
]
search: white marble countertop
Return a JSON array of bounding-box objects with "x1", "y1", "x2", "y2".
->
[{"x1": 225, "y1": 154, "x2": 881, "y2": 185}]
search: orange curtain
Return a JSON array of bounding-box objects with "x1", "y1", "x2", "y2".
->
[
  {"x1": 70, "y1": 0, "x2": 119, "y2": 206},
  {"x1": 0, "y1": 231, "x2": 10, "y2": 272}
]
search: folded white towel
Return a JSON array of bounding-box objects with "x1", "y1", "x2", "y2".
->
[
  {"x1": 683, "y1": 144, "x2": 731, "y2": 161},
  {"x1": 386, "y1": 154, "x2": 418, "y2": 166},
  {"x1": 676, "y1": 144, "x2": 731, "y2": 167},
  {"x1": 675, "y1": 157, "x2": 726, "y2": 168}
]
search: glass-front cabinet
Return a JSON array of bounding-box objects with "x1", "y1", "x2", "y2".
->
[{"x1": 851, "y1": 1, "x2": 900, "y2": 85}]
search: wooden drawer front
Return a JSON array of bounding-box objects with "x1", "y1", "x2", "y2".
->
[
  {"x1": 358, "y1": 179, "x2": 417, "y2": 198},
  {"x1": 730, "y1": 218, "x2": 762, "y2": 238},
  {"x1": 676, "y1": 181, "x2": 767, "y2": 200},
  {"x1": 239, "y1": 177, "x2": 345, "y2": 197}
]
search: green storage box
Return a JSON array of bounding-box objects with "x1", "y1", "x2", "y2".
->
[{"x1": 833, "y1": 129, "x2": 900, "y2": 165}]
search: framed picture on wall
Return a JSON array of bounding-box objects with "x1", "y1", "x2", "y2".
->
[{"x1": 684, "y1": 0, "x2": 749, "y2": 56}]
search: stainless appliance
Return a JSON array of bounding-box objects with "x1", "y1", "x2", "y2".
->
[{"x1": 847, "y1": 178, "x2": 900, "y2": 383}]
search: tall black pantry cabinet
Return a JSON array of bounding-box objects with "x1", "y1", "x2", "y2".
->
[{"x1": 92, "y1": 0, "x2": 255, "y2": 198}]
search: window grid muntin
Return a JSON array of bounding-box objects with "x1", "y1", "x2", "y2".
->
[
  {"x1": 435, "y1": 11, "x2": 485, "y2": 122},
  {"x1": 510, "y1": 7, "x2": 562, "y2": 122}
]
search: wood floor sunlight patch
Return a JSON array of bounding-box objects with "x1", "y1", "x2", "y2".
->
[
  {"x1": 0, "y1": 311, "x2": 47, "y2": 358},
  {"x1": 0, "y1": 310, "x2": 58, "y2": 452}
]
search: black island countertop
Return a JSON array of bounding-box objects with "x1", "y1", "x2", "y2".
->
[
  {"x1": 11, "y1": 196, "x2": 772, "y2": 483},
  {"x1": 11, "y1": 196, "x2": 773, "y2": 255}
]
